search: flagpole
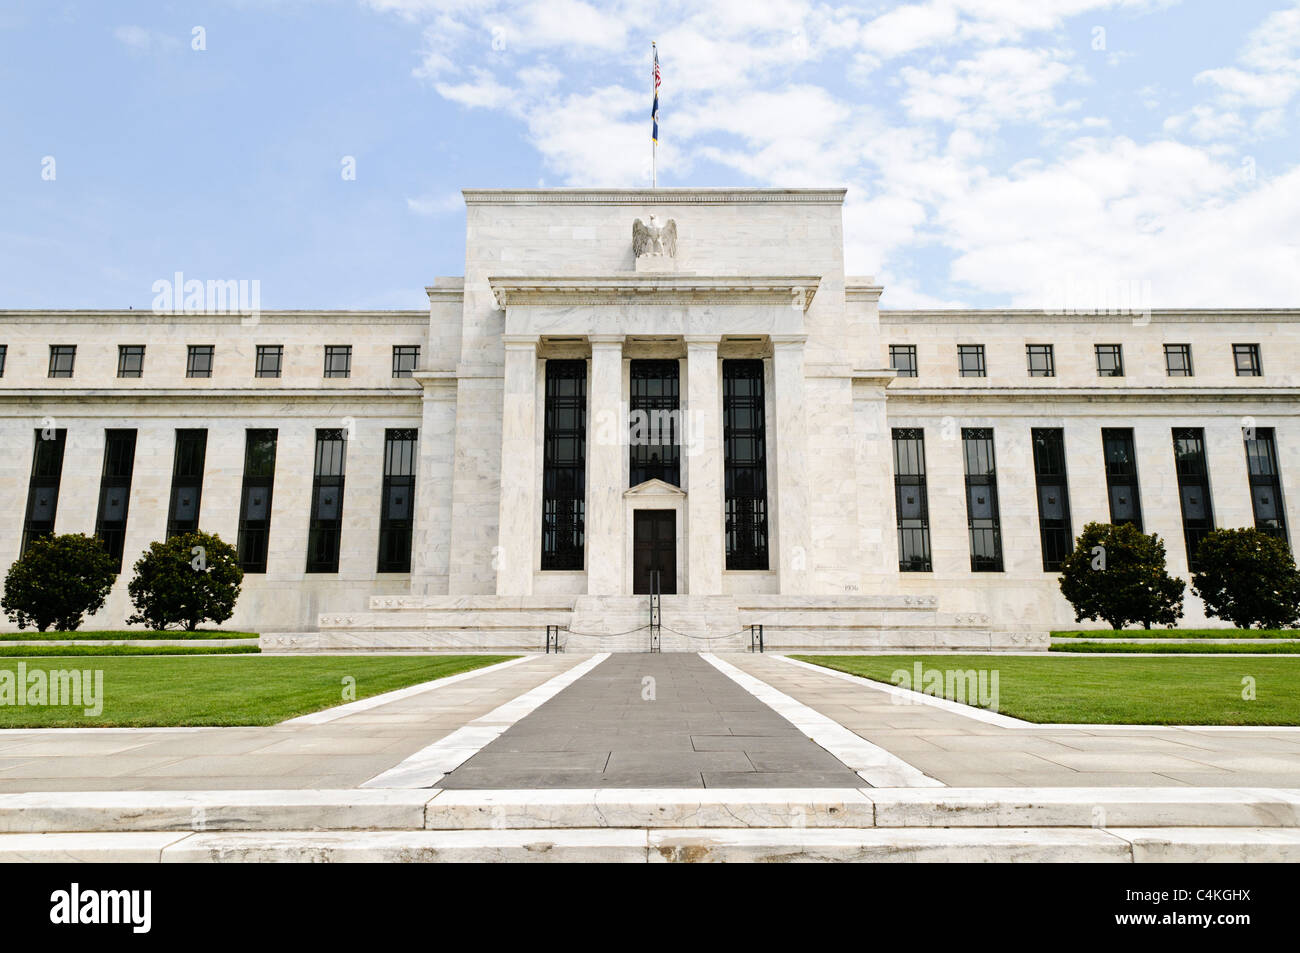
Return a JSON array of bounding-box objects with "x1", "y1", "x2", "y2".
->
[{"x1": 651, "y1": 41, "x2": 657, "y2": 188}]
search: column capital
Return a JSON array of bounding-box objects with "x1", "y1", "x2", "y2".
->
[
  {"x1": 588, "y1": 334, "x2": 625, "y2": 348},
  {"x1": 770, "y1": 334, "x2": 809, "y2": 349},
  {"x1": 501, "y1": 335, "x2": 540, "y2": 350},
  {"x1": 684, "y1": 334, "x2": 722, "y2": 348}
]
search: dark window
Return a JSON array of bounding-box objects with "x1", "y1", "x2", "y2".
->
[
  {"x1": 306, "y1": 429, "x2": 347, "y2": 573},
  {"x1": 21, "y1": 428, "x2": 66, "y2": 552},
  {"x1": 94, "y1": 429, "x2": 137, "y2": 571},
  {"x1": 1233, "y1": 343, "x2": 1262, "y2": 377},
  {"x1": 1172, "y1": 428, "x2": 1215, "y2": 569},
  {"x1": 1095, "y1": 344, "x2": 1124, "y2": 377},
  {"x1": 377, "y1": 428, "x2": 417, "y2": 573},
  {"x1": 48, "y1": 345, "x2": 76, "y2": 378},
  {"x1": 1244, "y1": 427, "x2": 1287, "y2": 545},
  {"x1": 1164, "y1": 344, "x2": 1193, "y2": 377},
  {"x1": 1026, "y1": 344, "x2": 1055, "y2": 377},
  {"x1": 1032, "y1": 428, "x2": 1073, "y2": 572},
  {"x1": 323, "y1": 346, "x2": 351, "y2": 378},
  {"x1": 117, "y1": 345, "x2": 145, "y2": 378},
  {"x1": 1102, "y1": 428, "x2": 1143, "y2": 530},
  {"x1": 0, "y1": 344, "x2": 7, "y2": 377},
  {"x1": 889, "y1": 345, "x2": 918, "y2": 378},
  {"x1": 392, "y1": 346, "x2": 420, "y2": 378},
  {"x1": 237, "y1": 429, "x2": 277, "y2": 573},
  {"x1": 629, "y1": 359, "x2": 680, "y2": 487},
  {"x1": 892, "y1": 428, "x2": 932, "y2": 572},
  {"x1": 186, "y1": 345, "x2": 214, "y2": 378},
  {"x1": 255, "y1": 345, "x2": 283, "y2": 378},
  {"x1": 166, "y1": 429, "x2": 208, "y2": 538},
  {"x1": 723, "y1": 359, "x2": 769, "y2": 570},
  {"x1": 957, "y1": 345, "x2": 986, "y2": 378},
  {"x1": 541, "y1": 360, "x2": 586, "y2": 570},
  {"x1": 963, "y1": 428, "x2": 1003, "y2": 571}
]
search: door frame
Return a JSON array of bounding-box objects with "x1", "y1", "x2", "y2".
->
[{"x1": 622, "y1": 479, "x2": 686, "y2": 595}]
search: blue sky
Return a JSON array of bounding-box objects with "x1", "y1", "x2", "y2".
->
[{"x1": 2, "y1": 0, "x2": 1298, "y2": 309}]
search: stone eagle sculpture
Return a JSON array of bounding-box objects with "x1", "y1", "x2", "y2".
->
[{"x1": 633, "y1": 215, "x2": 677, "y2": 257}]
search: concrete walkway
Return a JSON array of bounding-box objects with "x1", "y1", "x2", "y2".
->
[{"x1": 438, "y1": 654, "x2": 864, "y2": 789}]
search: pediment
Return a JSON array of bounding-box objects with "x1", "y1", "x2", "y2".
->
[{"x1": 624, "y1": 478, "x2": 686, "y2": 498}]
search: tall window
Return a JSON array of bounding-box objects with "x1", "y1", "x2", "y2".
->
[
  {"x1": 723, "y1": 359, "x2": 769, "y2": 570},
  {"x1": 1102, "y1": 428, "x2": 1143, "y2": 530},
  {"x1": 94, "y1": 429, "x2": 138, "y2": 571},
  {"x1": 892, "y1": 428, "x2": 932, "y2": 572},
  {"x1": 1031, "y1": 428, "x2": 1073, "y2": 572},
  {"x1": 1026, "y1": 344, "x2": 1055, "y2": 377},
  {"x1": 1095, "y1": 344, "x2": 1123, "y2": 377},
  {"x1": 377, "y1": 428, "x2": 417, "y2": 573},
  {"x1": 1244, "y1": 427, "x2": 1287, "y2": 544},
  {"x1": 323, "y1": 346, "x2": 351, "y2": 378},
  {"x1": 237, "y1": 430, "x2": 278, "y2": 573},
  {"x1": 255, "y1": 345, "x2": 283, "y2": 378},
  {"x1": 166, "y1": 429, "x2": 208, "y2": 538},
  {"x1": 392, "y1": 345, "x2": 420, "y2": 378},
  {"x1": 306, "y1": 429, "x2": 347, "y2": 573},
  {"x1": 48, "y1": 345, "x2": 76, "y2": 378},
  {"x1": 1172, "y1": 428, "x2": 1214, "y2": 569},
  {"x1": 21, "y1": 429, "x2": 66, "y2": 553},
  {"x1": 186, "y1": 345, "x2": 214, "y2": 378},
  {"x1": 889, "y1": 345, "x2": 918, "y2": 378},
  {"x1": 1233, "y1": 343, "x2": 1262, "y2": 377},
  {"x1": 541, "y1": 360, "x2": 586, "y2": 570},
  {"x1": 1164, "y1": 344, "x2": 1193, "y2": 377},
  {"x1": 629, "y1": 359, "x2": 680, "y2": 486},
  {"x1": 0, "y1": 344, "x2": 7, "y2": 377},
  {"x1": 957, "y1": 345, "x2": 986, "y2": 378},
  {"x1": 962, "y1": 428, "x2": 1003, "y2": 571},
  {"x1": 117, "y1": 345, "x2": 145, "y2": 378}
]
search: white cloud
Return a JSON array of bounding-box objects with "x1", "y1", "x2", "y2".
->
[
  {"x1": 113, "y1": 25, "x2": 182, "y2": 53},
  {"x1": 406, "y1": 191, "x2": 465, "y2": 215}
]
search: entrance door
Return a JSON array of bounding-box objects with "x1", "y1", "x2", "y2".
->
[{"x1": 633, "y1": 510, "x2": 676, "y2": 594}]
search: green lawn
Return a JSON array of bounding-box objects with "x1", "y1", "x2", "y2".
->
[
  {"x1": 1052, "y1": 628, "x2": 1298, "y2": 639},
  {"x1": 0, "y1": 630, "x2": 257, "y2": 641},
  {"x1": 0, "y1": 645, "x2": 259, "y2": 658},
  {"x1": 0, "y1": 655, "x2": 514, "y2": 727},
  {"x1": 792, "y1": 654, "x2": 1300, "y2": 725},
  {"x1": 1052, "y1": 641, "x2": 1300, "y2": 654}
]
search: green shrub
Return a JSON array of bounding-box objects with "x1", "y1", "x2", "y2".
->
[
  {"x1": 1191, "y1": 527, "x2": 1300, "y2": 629},
  {"x1": 1059, "y1": 522, "x2": 1185, "y2": 629},
  {"x1": 1, "y1": 534, "x2": 118, "y2": 631},
  {"x1": 127, "y1": 531, "x2": 243, "y2": 631}
]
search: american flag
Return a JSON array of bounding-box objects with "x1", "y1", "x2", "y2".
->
[{"x1": 652, "y1": 45, "x2": 660, "y2": 144}]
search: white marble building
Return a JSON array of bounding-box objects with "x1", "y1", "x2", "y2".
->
[{"x1": 2, "y1": 188, "x2": 1297, "y2": 650}]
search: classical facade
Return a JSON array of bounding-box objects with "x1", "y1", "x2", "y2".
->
[{"x1": 2, "y1": 188, "x2": 1297, "y2": 650}]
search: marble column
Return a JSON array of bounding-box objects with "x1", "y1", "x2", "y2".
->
[
  {"x1": 495, "y1": 336, "x2": 537, "y2": 596},
  {"x1": 586, "y1": 336, "x2": 625, "y2": 595},
  {"x1": 686, "y1": 335, "x2": 723, "y2": 595},
  {"x1": 772, "y1": 335, "x2": 812, "y2": 593},
  {"x1": 410, "y1": 372, "x2": 457, "y2": 595}
]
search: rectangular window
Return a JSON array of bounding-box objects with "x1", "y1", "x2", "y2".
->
[
  {"x1": 541, "y1": 360, "x2": 586, "y2": 570},
  {"x1": 48, "y1": 345, "x2": 76, "y2": 378},
  {"x1": 0, "y1": 344, "x2": 7, "y2": 377},
  {"x1": 629, "y1": 359, "x2": 680, "y2": 487},
  {"x1": 1233, "y1": 343, "x2": 1262, "y2": 377},
  {"x1": 889, "y1": 345, "x2": 918, "y2": 378},
  {"x1": 237, "y1": 429, "x2": 278, "y2": 573},
  {"x1": 166, "y1": 429, "x2": 208, "y2": 538},
  {"x1": 723, "y1": 359, "x2": 769, "y2": 570},
  {"x1": 962, "y1": 428, "x2": 1003, "y2": 572},
  {"x1": 21, "y1": 429, "x2": 67, "y2": 553},
  {"x1": 186, "y1": 345, "x2": 214, "y2": 378},
  {"x1": 323, "y1": 346, "x2": 351, "y2": 378},
  {"x1": 1032, "y1": 428, "x2": 1073, "y2": 572},
  {"x1": 1095, "y1": 344, "x2": 1124, "y2": 377},
  {"x1": 957, "y1": 345, "x2": 986, "y2": 378},
  {"x1": 1244, "y1": 427, "x2": 1287, "y2": 544},
  {"x1": 892, "y1": 428, "x2": 932, "y2": 572},
  {"x1": 1164, "y1": 344, "x2": 1193, "y2": 377},
  {"x1": 306, "y1": 429, "x2": 347, "y2": 573},
  {"x1": 117, "y1": 345, "x2": 145, "y2": 378},
  {"x1": 392, "y1": 345, "x2": 419, "y2": 378},
  {"x1": 1102, "y1": 427, "x2": 1143, "y2": 530},
  {"x1": 1172, "y1": 428, "x2": 1215, "y2": 569},
  {"x1": 377, "y1": 428, "x2": 417, "y2": 573},
  {"x1": 1026, "y1": 344, "x2": 1055, "y2": 378},
  {"x1": 255, "y1": 345, "x2": 283, "y2": 378},
  {"x1": 94, "y1": 429, "x2": 138, "y2": 571}
]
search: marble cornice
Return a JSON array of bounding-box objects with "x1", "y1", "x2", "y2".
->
[
  {"x1": 0, "y1": 386, "x2": 423, "y2": 402},
  {"x1": 487, "y1": 275, "x2": 820, "y2": 311},
  {"x1": 463, "y1": 188, "x2": 846, "y2": 206},
  {"x1": 885, "y1": 386, "x2": 1300, "y2": 403},
  {"x1": 881, "y1": 309, "x2": 1300, "y2": 325},
  {"x1": 0, "y1": 310, "x2": 428, "y2": 326}
]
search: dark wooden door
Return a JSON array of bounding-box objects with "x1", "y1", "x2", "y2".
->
[{"x1": 633, "y1": 510, "x2": 676, "y2": 594}]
